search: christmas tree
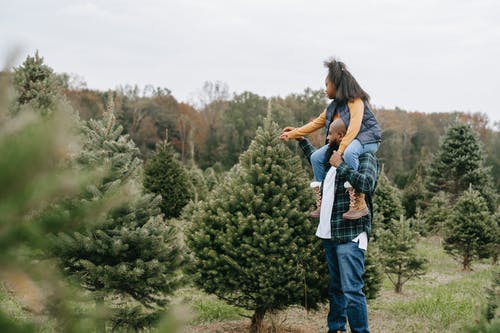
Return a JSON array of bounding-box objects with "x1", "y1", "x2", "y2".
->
[
  {"x1": 144, "y1": 133, "x2": 195, "y2": 218},
  {"x1": 427, "y1": 123, "x2": 497, "y2": 212},
  {"x1": 422, "y1": 192, "x2": 451, "y2": 236},
  {"x1": 373, "y1": 167, "x2": 404, "y2": 231},
  {"x1": 363, "y1": 243, "x2": 383, "y2": 300},
  {"x1": 465, "y1": 269, "x2": 500, "y2": 332},
  {"x1": 187, "y1": 118, "x2": 328, "y2": 333},
  {"x1": 378, "y1": 215, "x2": 427, "y2": 293},
  {"x1": 0, "y1": 59, "x2": 105, "y2": 333},
  {"x1": 50, "y1": 94, "x2": 185, "y2": 331},
  {"x1": 402, "y1": 162, "x2": 428, "y2": 218},
  {"x1": 12, "y1": 51, "x2": 63, "y2": 114},
  {"x1": 443, "y1": 187, "x2": 497, "y2": 271}
]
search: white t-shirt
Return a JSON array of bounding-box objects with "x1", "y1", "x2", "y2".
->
[{"x1": 315, "y1": 167, "x2": 368, "y2": 251}]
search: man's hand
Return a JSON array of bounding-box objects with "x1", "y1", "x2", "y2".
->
[{"x1": 329, "y1": 150, "x2": 343, "y2": 167}]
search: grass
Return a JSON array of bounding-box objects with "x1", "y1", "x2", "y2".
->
[
  {"x1": 1, "y1": 236, "x2": 497, "y2": 332},
  {"x1": 173, "y1": 287, "x2": 250, "y2": 325},
  {"x1": 367, "y1": 236, "x2": 495, "y2": 332},
  {"x1": 386, "y1": 270, "x2": 491, "y2": 331},
  {"x1": 0, "y1": 283, "x2": 22, "y2": 319}
]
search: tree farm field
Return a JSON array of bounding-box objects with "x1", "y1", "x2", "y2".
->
[
  {"x1": 0, "y1": 237, "x2": 495, "y2": 332},
  {"x1": 180, "y1": 236, "x2": 493, "y2": 332}
]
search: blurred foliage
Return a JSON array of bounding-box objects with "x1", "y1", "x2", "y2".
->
[
  {"x1": 1, "y1": 51, "x2": 184, "y2": 333},
  {"x1": 0, "y1": 55, "x2": 107, "y2": 332},
  {"x1": 50, "y1": 94, "x2": 186, "y2": 331}
]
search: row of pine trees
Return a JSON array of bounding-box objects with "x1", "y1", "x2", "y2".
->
[{"x1": 1, "y1": 52, "x2": 498, "y2": 332}]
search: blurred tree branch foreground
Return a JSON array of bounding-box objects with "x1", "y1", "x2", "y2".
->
[
  {"x1": 0, "y1": 53, "x2": 145, "y2": 332},
  {"x1": 1, "y1": 51, "x2": 186, "y2": 332}
]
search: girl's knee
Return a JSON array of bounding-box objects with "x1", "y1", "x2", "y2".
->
[{"x1": 311, "y1": 149, "x2": 324, "y2": 164}]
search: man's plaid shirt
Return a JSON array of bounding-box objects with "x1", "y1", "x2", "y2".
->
[{"x1": 299, "y1": 139, "x2": 380, "y2": 243}]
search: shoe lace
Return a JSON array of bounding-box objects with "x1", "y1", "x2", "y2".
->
[{"x1": 348, "y1": 188, "x2": 358, "y2": 208}]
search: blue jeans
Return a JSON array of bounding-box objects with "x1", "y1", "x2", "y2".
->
[
  {"x1": 322, "y1": 240, "x2": 370, "y2": 333},
  {"x1": 310, "y1": 140, "x2": 379, "y2": 181}
]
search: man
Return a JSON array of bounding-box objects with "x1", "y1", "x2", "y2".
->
[{"x1": 297, "y1": 119, "x2": 380, "y2": 333}]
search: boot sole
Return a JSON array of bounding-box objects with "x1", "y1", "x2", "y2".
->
[{"x1": 342, "y1": 207, "x2": 369, "y2": 220}]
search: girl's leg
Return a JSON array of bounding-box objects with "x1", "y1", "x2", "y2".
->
[
  {"x1": 343, "y1": 140, "x2": 379, "y2": 171},
  {"x1": 342, "y1": 140, "x2": 379, "y2": 220},
  {"x1": 310, "y1": 143, "x2": 330, "y2": 182}
]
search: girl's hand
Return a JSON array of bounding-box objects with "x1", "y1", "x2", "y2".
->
[{"x1": 279, "y1": 127, "x2": 295, "y2": 141}]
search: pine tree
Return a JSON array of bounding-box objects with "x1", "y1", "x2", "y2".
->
[
  {"x1": 427, "y1": 123, "x2": 497, "y2": 212},
  {"x1": 0, "y1": 65, "x2": 105, "y2": 333},
  {"x1": 363, "y1": 242, "x2": 383, "y2": 300},
  {"x1": 402, "y1": 162, "x2": 428, "y2": 218},
  {"x1": 373, "y1": 167, "x2": 404, "y2": 231},
  {"x1": 144, "y1": 133, "x2": 194, "y2": 218},
  {"x1": 186, "y1": 118, "x2": 328, "y2": 333},
  {"x1": 378, "y1": 215, "x2": 427, "y2": 293},
  {"x1": 423, "y1": 192, "x2": 451, "y2": 236},
  {"x1": 443, "y1": 188, "x2": 497, "y2": 271},
  {"x1": 492, "y1": 210, "x2": 500, "y2": 265},
  {"x1": 12, "y1": 51, "x2": 63, "y2": 114},
  {"x1": 203, "y1": 167, "x2": 220, "y2": 191},
  {"x1": 465, "y1": 269, "x2": 500, "y2": 332},
  {"x1": 187, "y1": 166, "x2": 209, "y2": 203},
  {"x1": 50, "y1": 95, "x2": 185, "y2": 331}
]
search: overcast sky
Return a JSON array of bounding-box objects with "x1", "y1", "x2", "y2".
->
[{"x1": 1, "y1": 0, "x2": 499, "y2": 123}]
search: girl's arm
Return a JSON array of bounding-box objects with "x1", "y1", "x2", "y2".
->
[
  {"x1": 286, "y1": 110, "x2": 326, "y2": 139},
  {"x1": 338, "y1": 98, "x2": 364, "y2": 154}
]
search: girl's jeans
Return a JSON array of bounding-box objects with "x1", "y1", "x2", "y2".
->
[{"x1": 310, "y1": 139, "x2": 379, "y2": 182}]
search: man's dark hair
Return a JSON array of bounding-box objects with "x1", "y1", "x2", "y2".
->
[{"x1": 324, "y1": 58, "x2": 370, "y2": 102}]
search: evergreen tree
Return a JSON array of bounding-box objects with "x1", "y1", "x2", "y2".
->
[
  {"x1": 443, "y1": 188, "x2": 497, "y2": 271},
  {"x1": 492, "y1": 210, "x2": 500, "y2": 265},
  {"x1": 465, "y1": 269, "x2": 500, "y2": 332},
  {"x1": 51, "y1": 96, "x2": 185, "y2": 331},
  {"x1": 187, "y1": 118, "x2": 328, "y2": 333},
  {"x1": 373, "y1": 167, "x2": 404, "y2": 231},
  {"x1": 363, "y1": 242, "x2": 383, "y2": 300},
  {"x1": 423, "y1": 192, "x2": 452, "y2": 236},
  {"x1": 12, "y1": 51, "x2": 63, "y2": 114},
  {"x1": 0, "y1": 65, "x2": 106, "y2": 333},
  {"x1": 203, "y1": 167, "x2": 220, "y2": 191},
  {"x1": 378, "y1": 216, "x2": 427, "y2": 293},
  {"x1": 402, "y1": 162, "x2": 428, "y2": 218},
  {"x1": 427, "y1": 123, "x2": 497, "y2": 212},
  {"x1": 144, "y1": 133, "x2": 194, "y2": 218},
  {"x1": 188, "y1": 166, "x2": 209, "y2": 203}
]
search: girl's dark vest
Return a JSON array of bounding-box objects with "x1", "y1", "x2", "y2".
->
[{"x1": 324, "y1": 99, "x2": 381, "y2": 145}]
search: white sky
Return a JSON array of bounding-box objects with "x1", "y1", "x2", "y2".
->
[{"x1": 1, "y1": 0, "x2": 499, "y2": 123}]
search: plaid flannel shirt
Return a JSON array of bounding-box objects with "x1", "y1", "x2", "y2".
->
[{"x1": 298, "y1": 138, "x2": 380, "y2": 243}]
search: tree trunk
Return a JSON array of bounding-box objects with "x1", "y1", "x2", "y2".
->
[
  {"x1": 395, "y1": 274, "x2": 403, "y2": 293},
  {"x1": 462, "y1": 253, "x2": 472, "y2": 271},
  {"x1": 250, "y1": 308, "x2": 266, "y2": 333}
]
